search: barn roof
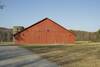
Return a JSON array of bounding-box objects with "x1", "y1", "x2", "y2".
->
[{"x1": 14, "y1": 18, "x2": 76, "y2": 36}]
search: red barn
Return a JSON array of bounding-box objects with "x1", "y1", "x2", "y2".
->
[{"x1": 14, "y1": 18, "x2": 75, "y2": 45}]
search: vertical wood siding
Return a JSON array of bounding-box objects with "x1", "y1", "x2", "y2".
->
[{"x1": 15, "y1": 18, "x2": 75, "y2": 45}]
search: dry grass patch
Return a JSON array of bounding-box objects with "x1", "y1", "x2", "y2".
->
[{"x1": 23, "y1": 42, "x2": 100, "y2": 67}]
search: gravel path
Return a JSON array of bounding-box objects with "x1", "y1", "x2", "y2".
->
[{"x1": 0, "y1": 46, "x2": 59, "y2": 67}]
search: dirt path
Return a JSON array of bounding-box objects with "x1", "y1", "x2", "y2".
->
[{"x1": 0, "y1": 46, "x2": 59, "y2": 67}]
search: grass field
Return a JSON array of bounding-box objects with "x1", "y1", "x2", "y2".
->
[
  {"x1": 0, "y1": 42, "x2": 14, "y2": 45},
  {"x1": 23, "y1": 41, "x2": 100, "y2": 67}
]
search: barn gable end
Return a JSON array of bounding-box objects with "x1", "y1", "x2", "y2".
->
[{"x1": 14, "y1": 18, "x2": 76, "y2": 45}]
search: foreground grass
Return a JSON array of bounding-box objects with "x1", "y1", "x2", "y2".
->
[
  {"x1": 0, "y1": 42, "x2": 14, "y2": 45},
  {"x1": 23, "y1": 42, "x2": 100, "y2": 67}
]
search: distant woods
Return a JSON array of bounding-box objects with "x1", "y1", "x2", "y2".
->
[
  {"x1": 72, "y1": 29, "x2": 100, "y2": 42},
  {"x1": 96, "y1": 29, "x2": 100, "y2": 41},
  {"x1": 0, "y1": 28, "x2": 13, "y2": 42},
  {"x1": 0, "y1": 27, "x2": 100, "y2": 42}
]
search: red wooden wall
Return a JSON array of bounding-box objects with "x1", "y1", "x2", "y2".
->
[{"x1": 14, "y1": 18, "x2": 75, "y2": 45}]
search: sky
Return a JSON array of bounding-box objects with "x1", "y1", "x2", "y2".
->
[{"x1": 0, "y1": 0, "x2": 100, "y2": 32}]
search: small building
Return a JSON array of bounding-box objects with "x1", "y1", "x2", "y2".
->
[{"x1": 14, "y1": 18, "x2": 76, "y2": 45}]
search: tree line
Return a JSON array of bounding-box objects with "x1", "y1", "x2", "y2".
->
[
  {"x1": 72, "y1": 29, "x2": 100, "y2": 42},
  {"x1": 0, "y1": 27, "x2": 13, "y2": 42},
  {"x1": 0, "y1": 27, "x2": 100, "y2": 42}
]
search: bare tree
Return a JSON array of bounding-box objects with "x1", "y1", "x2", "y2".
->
[
  {"x1": 96, "y1": 29, "x2": 100, "y2": 41},
  {"x1": 0, "y1": 0, "x2": 4, "y2": 10}
]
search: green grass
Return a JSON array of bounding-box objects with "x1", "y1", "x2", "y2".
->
[
  {"x1": 0, "y1": 42, "x2": 14, "y2": 45},
  {"x1": 22, "y1": 42, "x2": 100, "y2": 67}
]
